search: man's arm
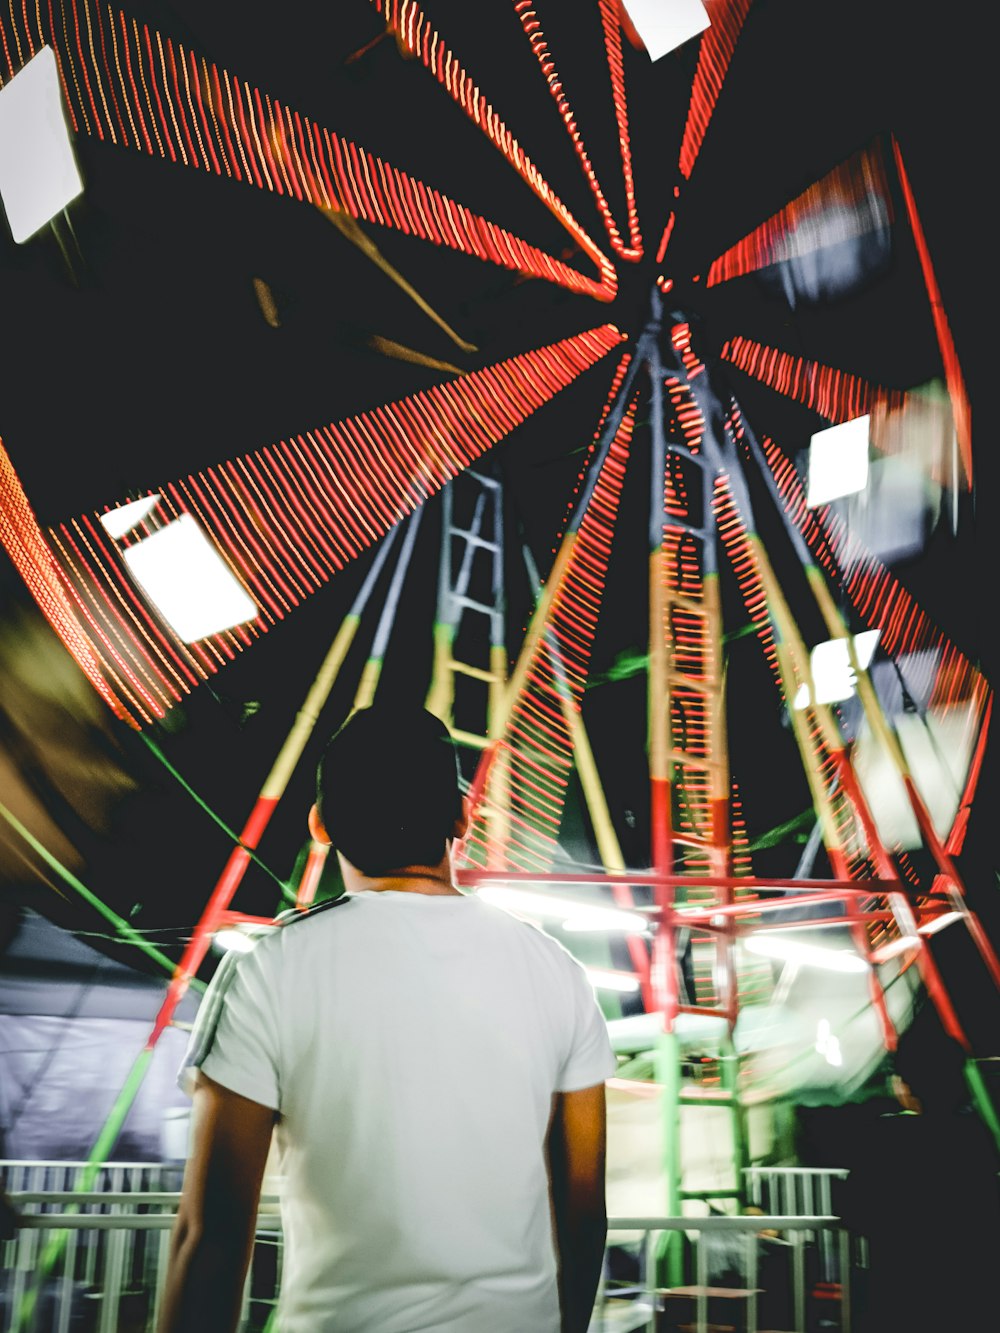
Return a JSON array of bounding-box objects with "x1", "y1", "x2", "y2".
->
[
  {"x1": 158, "y1": 1072, "x2": 275, "y2": 1333},
  {"x1": 547, "y1": 1082, "x2": 608, "y2": 1333}
]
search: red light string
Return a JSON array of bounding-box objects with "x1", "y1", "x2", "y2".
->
[
  {"x1": 0, "y1": 440, "x2": 135, "y2": 724},
  {"x1": 722, "y1": 339, "x2": 966, "y2": 490},
  {"x1": 725, "y1": 408, "x2": 991, "y2": 860},
  {"x1": 655, "y1": 0, "x2": 752, "y2": 267},
  {"x1": 463, "y1": 400, "x2": 638, "y2": 872},
  {"x1": 510, "y1": 0, "x2": 642, "y2": 260},
  {"x1": 127, "y1": 325, "x2": 619, "y2": 701},
  {"x1": 721, "y1": 335, "x2": 905, "y2": 424},
  {"x1": 1, "y1": 329, "x2": 621, "y2": 728},
  {"x1": 891, "y1": 136, "x2": 972, "y2": 485},
  {"x1": 0, "y1": 2, "x2": 613, "y2": 300},
  {"x1": 549, "y1": 351, "x2": 632, "y2": 554},
  {"x1": 678, "y1": 0, "x2": 751, "y2": 181},
  {"x1": 597, "y1": 0, "x2": 642, "y2": 257},
  {"x1": 751, "y1": 423, "x2": 987, "y2": 722},
  {"x1": 369, "y1": 0, "x2": 618, "y2": 297},
  {"x1": 707, "y1": 140, "x2": 895, "y2": 287}
]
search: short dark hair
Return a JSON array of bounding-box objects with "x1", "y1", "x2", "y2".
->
[{"x1": 316, "y1": 704, "x2": 462, "y2": 875}]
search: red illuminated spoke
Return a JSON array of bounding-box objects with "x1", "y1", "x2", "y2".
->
[
  {"x1": 0, "y1": 330, "x2": 622, "y2": 727},
  {"x1": 728, "y1": 409, "x2": 991, "y2": 854},
  {"x1": 548, "y1": 353, "x2": 633, "y2": 552},
  {"x1": 755, "y1": 425, "x2": 986, "y2": 720},
  {"x1": 891, "y1": 138, "x2": 972, "y2": 484},
  {"x1": 709, "y1": 136, "x2": 971, "y2": 483},
  {"x1": 720, "y1": 335, "x2": 964, "y2": 492},
  {"x1": 678, "y1": 0, "x2": 752, "y2": 181},
  {"x1": 369, "y1": 0, "x2": 618, "y2": 295},
  {"x1": 721, "y1": 334, "x2": 900, "y2": 421},
  {"x1": 0, "y1": 443, "x2": 137, "y2": 725},
  {"x1": 598, "y1": 0, "x2": 643, "y2": 257},
  {"x1": 656, "y1": 0, "x2": 752, "y2": 263},
  {"x1": 0, "y1": 2, "x2": 615, "y2": 300},
  {"x1": 511, "y1": 0, "x2": 643, "y2": 260},
  {"x1": 463, "y1": 398, "x2": 638, "y2": 873},
  {"x1": 707, "y1": 141, "x2": 895, "y2": 287}
]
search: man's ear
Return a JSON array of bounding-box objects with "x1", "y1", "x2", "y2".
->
[{"x1": 308, "y1": 803, "x2": 331, "y2": 845}]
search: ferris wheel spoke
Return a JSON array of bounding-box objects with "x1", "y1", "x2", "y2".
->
[
  {"x1": 706, "y1": 139, "x2": 895, "y2": 299},
  {"x1": 0, "y1": 328, "x2": 623, "y2": 726},
  {"x1": 891, "y1": 137, "x2": 972, "y2": 484},
  {"x1": 463, "y1": 384, "x2": 643, "y2": 878},
  {"x1": 368, "y1": 0, "x2": 618, "y2": 295},
  {"x1": 679, "y1": 0, "x2": 753, "y2": 179},
  {"x1": 706, "y1": 133, "x2": 972, "y2": 485},
  {"x1": 729, "y1": 407, "x2": 990, "y2": 858},
  {"x1": 509, "y1": 0, "x2": 643, "y2": 260},
  {"x1": 656, "y1": 0, "x2": 753, "y2": 265},
  {"x1": 0, "y1": 2, "x2": 616, "y2": 302},
  {"x1": 720, "y1": 335, "x2": 968, "y2": 500}
]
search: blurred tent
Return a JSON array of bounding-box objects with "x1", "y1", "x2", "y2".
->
[{"x1": 0, "y1": 907, "x2": 194, "y2": 1161}]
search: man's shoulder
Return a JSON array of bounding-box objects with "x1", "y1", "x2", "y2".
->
[
  {"x1": 224, "y1": 894, "x2": 355, "y2": 970},
  {"x1": 273, "y1": 894, "x2": 354, "y2": 929}
]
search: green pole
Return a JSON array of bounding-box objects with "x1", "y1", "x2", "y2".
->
[
  {"x1": 139, "y1": 735, "x2": 295, "y2": 904},
  {"x1": 0, "y1": 798, "x2": 200, "y2": 984},
  {"x1": 965, "y1": 1059, "x2": 1000, "y2": 1153},
  {"x1": 655, "y1": 1030, "x2": 684, "y2": 1288},
  {"x1": 720, "y1": 1044, "x2": 749, "y2": 1207},
  {"x1": 15, "y1": 1045, "x2": 156, "y2": 1331}
]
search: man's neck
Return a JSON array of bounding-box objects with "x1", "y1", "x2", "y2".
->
[{"x1": 342, "y1": 855, "x2": 463, "y2": 897}]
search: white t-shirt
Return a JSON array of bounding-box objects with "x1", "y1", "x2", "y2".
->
[{"x1": 183, "y1": 890, "x2": 617, "y2": 1332}]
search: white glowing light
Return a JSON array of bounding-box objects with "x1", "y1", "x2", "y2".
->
[
  {"x1": 621, "y1": 0, "x2": 710, "y2": 61},
  {"x1": 745, "y1": 933, "x2": 868, "y2": 973},
  {"x1": 562, "y1": 909, "x2": 650, "y2": 935},
  {"x1": 586, "y1": 967, "x2": 641, "y2": 994},
  {"x1": 853, "y1": 703, "x2": 974, "y2": 851},
  {"x1": 918, "y1": 911, "x2": 963, "y2": 937},
  {"x1": 476, "y1": 886, "x2": 648, "y2": 935},
  {"x1": 793, "y1": 629, "x2": 880, "y2": 709},
  {"x1": 814, "y1": 1019, "x2": 844, "y2": 1067},
  {"x1": 806, "y1": 415, "x2": 870, "y2": 507},
  {"x1": 99, "y1": 496, "x2": 161, "y2": 540},
  {"x1": 121, "y1": 513, "x2": 257, "y2": 642},
  {"x1": 0, "y1": 48, "x2": 84, "y2": 243},
  {"x1": 871, "y1": 934, "x2": 920, "y2": 964},
  {"x1": 214, "y1": 928, "x2": 256, "y2": 954}
]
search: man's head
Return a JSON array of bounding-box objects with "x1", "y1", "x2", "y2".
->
[{"x1": 313, "y1": 704, "x2": 465, "y2": 876}]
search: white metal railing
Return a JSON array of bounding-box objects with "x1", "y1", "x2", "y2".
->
[
  {"x1": 0, "y1": 1165, "x2": 281, "y2": 1333},
  {"x1": 600, "y1": 1215, "x2": 850, "y2": 1333},
  {"x1": 0, "y1": 1161, "x2": 180, "y2": 1197},
  {"x1": 743, "y1": 1163, "x2": 856, "y2": 1320},
  {"x1": 2, "y1": 1165, "x2": 857, "y2": 1333},
  {"x1": 744, "y1": 1164, "x2": 849, "y2": 1217}
]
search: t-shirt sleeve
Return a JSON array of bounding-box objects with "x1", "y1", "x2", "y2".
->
[
  {"x1": 178, "y1": 938, "x2": 282, "y2": 1111},
  {"x1": 556, "y1": 959, "x2": 617, "y2": 1092}
]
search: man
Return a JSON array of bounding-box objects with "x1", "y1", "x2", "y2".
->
[{"x1": 160, "y1": 704, "x2": 616, "y2": 1332}]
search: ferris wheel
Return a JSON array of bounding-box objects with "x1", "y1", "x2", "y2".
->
[{"x1": 0, "y1": 0, "x2": 995, "y2": 1233}]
